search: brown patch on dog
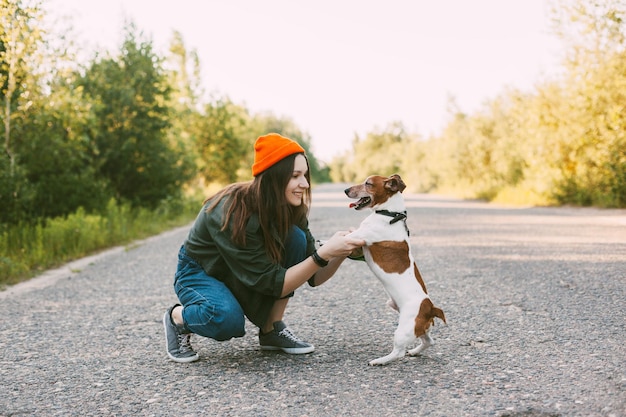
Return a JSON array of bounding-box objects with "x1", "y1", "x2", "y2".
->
[
  {"x1": 371, "y1": 175, "x2": 406, "y2": 207},
  {"x1": 369, "y1": 240, "x2": 411, "y2": 273},
  {"x1": 369, "y1": 176, "x2": 391, "y2": 207},
  {"x1": 413, "y1": 262, "x2": 428, "y2": 294},
  {"x1": 414, "y1": 298, "x2": 447, "y2": 337},
  {"x1": 385, "y1": 174, "x2": 406, "y2": 193}
]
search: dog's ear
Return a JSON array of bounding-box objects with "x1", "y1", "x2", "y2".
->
[{"x1": 385, "y1": 174, "x2": 406, "y2": 193}]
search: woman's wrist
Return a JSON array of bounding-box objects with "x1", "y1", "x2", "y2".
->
[{"x1": 311, "y1": 250, "x2": 329, "y2": 267}]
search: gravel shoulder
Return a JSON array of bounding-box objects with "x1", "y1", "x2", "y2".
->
[{"x1": 1, "y1": 183, "x2": 624, "y2": 417}]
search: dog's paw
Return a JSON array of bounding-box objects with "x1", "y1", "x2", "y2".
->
[
  {"x1": 369, "y1": 350, "x2": 404, "y2": 366},
  {"x1": 408, "y1": 339, "x2": 432, "y2": 357},
  {"x1": 347, "y1": 247, "x2": 365, "y2": 261}
]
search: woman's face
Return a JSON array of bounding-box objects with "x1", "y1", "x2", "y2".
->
[{"x1": 285, "y1": 154, "x2": 309, "y2": 206}]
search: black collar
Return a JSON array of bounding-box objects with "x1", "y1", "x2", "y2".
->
[
  {"x1": 375, "y1": 209, "x2": 410, "y2": 235},
  {"x1": 375, "y1": 209, "x2": 407, "y2": 224}
]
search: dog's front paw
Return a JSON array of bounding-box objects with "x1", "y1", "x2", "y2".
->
[{"x1": 347, "y1": 247, "x2": 365, "y2": 261}]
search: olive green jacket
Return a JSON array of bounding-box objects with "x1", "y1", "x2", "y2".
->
[{"x1": 184, "y1": 196, "x2": 316, "y2": 328}]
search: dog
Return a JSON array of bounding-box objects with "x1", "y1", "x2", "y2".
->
[{"x1": 345, "y1": 174, "x2": 446, "y2": 366}]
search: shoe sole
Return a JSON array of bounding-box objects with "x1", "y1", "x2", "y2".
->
[
  {"x1": 260, "y1": 345, "x2": 315, "y2": 354},
  {"x1": 163, "y1": 312, "x2": 200, "y2": 363}
]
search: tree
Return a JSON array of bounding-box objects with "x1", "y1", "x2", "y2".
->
[
  {"x1": 164, "y1": 31, "x2": 203, "y2": 193},
  {"x1": 0, "y1": 0, "x2": 44, "y2": 222},
  {"x1": 334, "y1": 122, "x2": 415, "y2": 183},
  {"x1": 78, "y1": 24, "x2": 192, "y2": 207},
  {"x1": 194, "y1": 96, "x2": 249, "y2": 185},
  {"x1": 549, "y1": 0, "x2": 626, "y2": 206},
  {"x1": 1, "y1": 0, "x2": 44, "y2": 176},
  {"x1": 16, "y1": 73, "x2": 109, "y2": 218},
  {"x1": 166, "y1": 30, "x2": 203, "y2": 110}
]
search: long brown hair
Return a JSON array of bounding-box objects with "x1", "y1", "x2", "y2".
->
[{"x1": 205, "y1": 153, "x2": 311, "y2": 263}]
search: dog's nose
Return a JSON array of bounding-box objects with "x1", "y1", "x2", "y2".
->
[{"x1": 344, "y1": 188, "x2": 350, "y2": 196}]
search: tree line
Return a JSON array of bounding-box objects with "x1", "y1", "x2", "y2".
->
[
  {"x1": 2, "y1": 0, "x2": 625, "y2": 237},
  {"x1": 1, "y1": 1, "x2": 329, "y2": 226},
  {"x1": 329, "y1": 0, "x2": 625, "y2": 208}
]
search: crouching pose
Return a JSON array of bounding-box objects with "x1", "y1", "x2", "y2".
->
[{"x1": 163, "y1": 133, "x2": 364, "y2": 362}]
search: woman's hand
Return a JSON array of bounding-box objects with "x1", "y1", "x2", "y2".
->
[{"x1": 317, "y1": 231, "x2": 365, "y2": 261}]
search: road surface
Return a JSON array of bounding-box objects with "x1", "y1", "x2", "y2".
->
[{"x1": 1, "y1": 183, "x2": 624, "y2": 417}]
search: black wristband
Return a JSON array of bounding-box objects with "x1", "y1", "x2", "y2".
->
[{"x1": 311, "y1": 250, "x2": 329, "y2": 267}]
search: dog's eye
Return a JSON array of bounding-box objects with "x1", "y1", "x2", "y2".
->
[{"x1": 365, "y1": 182, "x2": 373, "y2": 187}]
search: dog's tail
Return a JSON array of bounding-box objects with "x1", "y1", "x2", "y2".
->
[{"x1": 431, "y1": 306, "x2": 446, "y2": 325}]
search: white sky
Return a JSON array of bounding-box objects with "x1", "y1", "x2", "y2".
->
[{"x1": 44, "y1": 0, "x2": 564, "y2": 162}]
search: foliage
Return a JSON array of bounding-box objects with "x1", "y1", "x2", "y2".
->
[
  {"x1": 1, "y1": 0, "x2": 44, "y2": 169},
  {"x1": 77, "y1": 24, "x2": 193, "y2": 208},
  {"x1": 0, "y1": 195, "x2": 202, "y2": 288},
  {"x1": 330, "y1": 0, "x2": 626, "y2": 208},
  {"x1": 328, "y1": 122, "x2": 419, "y2": 184},
  {"x1": 1, "y1": 0, "x2": 46, "y2": 222},
  {"x1": 15, "y1": 73, "x2": 110, "y2": 218},
  {"x1": 548, "y1": 0, "x2": 626, "y2": 206},
  {"x1": 0, "y1": 5, "x2": 337, "y2": 286},
  {"x1": 163, "y1": 30, "x2": 200, "y2": 192},
  {"x1": 193, "y1": 97, "x2": 249, "y2": 185},
  {"x1": 2, "y1": 0, "x2": 625, "y2": 288}
]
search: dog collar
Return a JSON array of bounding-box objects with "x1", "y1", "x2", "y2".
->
[
  {"x1": 375, "y1": 210, "x2": 410, "y2": 235},
  {"x1": 375, "y1": 209, "x2": 407, "y2": 224}
]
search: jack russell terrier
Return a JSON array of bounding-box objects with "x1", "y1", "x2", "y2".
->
[{"x1": 345, "y1": 174, "x2": 446, "y2": 366}]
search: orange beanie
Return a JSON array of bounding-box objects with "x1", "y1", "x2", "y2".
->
[{"x1": 252, "y1": 133, "x2": 306, "y2": 176}]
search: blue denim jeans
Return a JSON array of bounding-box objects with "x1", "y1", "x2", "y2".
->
[{"x1": 174, "y1": 226, "x2": 307, "y2": 340}]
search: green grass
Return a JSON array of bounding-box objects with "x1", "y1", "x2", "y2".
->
[{"x1": 0, "y1": 197, "x2": 202, "y2": 289}]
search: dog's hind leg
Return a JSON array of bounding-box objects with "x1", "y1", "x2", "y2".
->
[
  {"x1": 369, "y1": 344, "x2": 406, "y2": 366},
  {"x1": 408, "y1": 333, "x2": 433, "y2": 357},
  {"x1": 369, "y1": 320, "x2": 414, "y2": 366}
]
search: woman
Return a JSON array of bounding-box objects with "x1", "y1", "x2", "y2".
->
[{"x1": 163, "y1": 133, "x2": 364, "y2": 362}]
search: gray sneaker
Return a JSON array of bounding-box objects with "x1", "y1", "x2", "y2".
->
[
  {"x1": 259, "y1": 321, "x2": 315, "y2": 354},
  {"x1": 163, "y1": 305, "x2": 199, "y2": 363}
]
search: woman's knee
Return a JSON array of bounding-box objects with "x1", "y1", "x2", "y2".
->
[
  {"x1": 284, "y1": 226, "x2": 307, "y2": 267},
  {"x1": 211, "y1": 310, "x2": 246, "y2": 341},
  {"x1": 184, "y1": 301, "x2": 245, "y2": 341},
  {"x1": 287, "y1": 226, "x2": 306, "y2": 248}
]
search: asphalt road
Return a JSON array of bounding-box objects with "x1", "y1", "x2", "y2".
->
[{"x1": 1, "y1": 183, "x2": 624, "y2": 417}]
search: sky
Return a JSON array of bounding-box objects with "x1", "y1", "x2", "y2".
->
[{"x1": 44, "y1": 0, "x2": 564, "y2": 162}]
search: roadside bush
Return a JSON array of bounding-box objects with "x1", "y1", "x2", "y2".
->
[{"x1": 0, "y1": 196, "x2": 201, "y2": 288}]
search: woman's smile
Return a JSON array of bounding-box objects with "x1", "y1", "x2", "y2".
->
[{"x1": 286, "y1": 155, "x2": 309, "y2": 206}]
